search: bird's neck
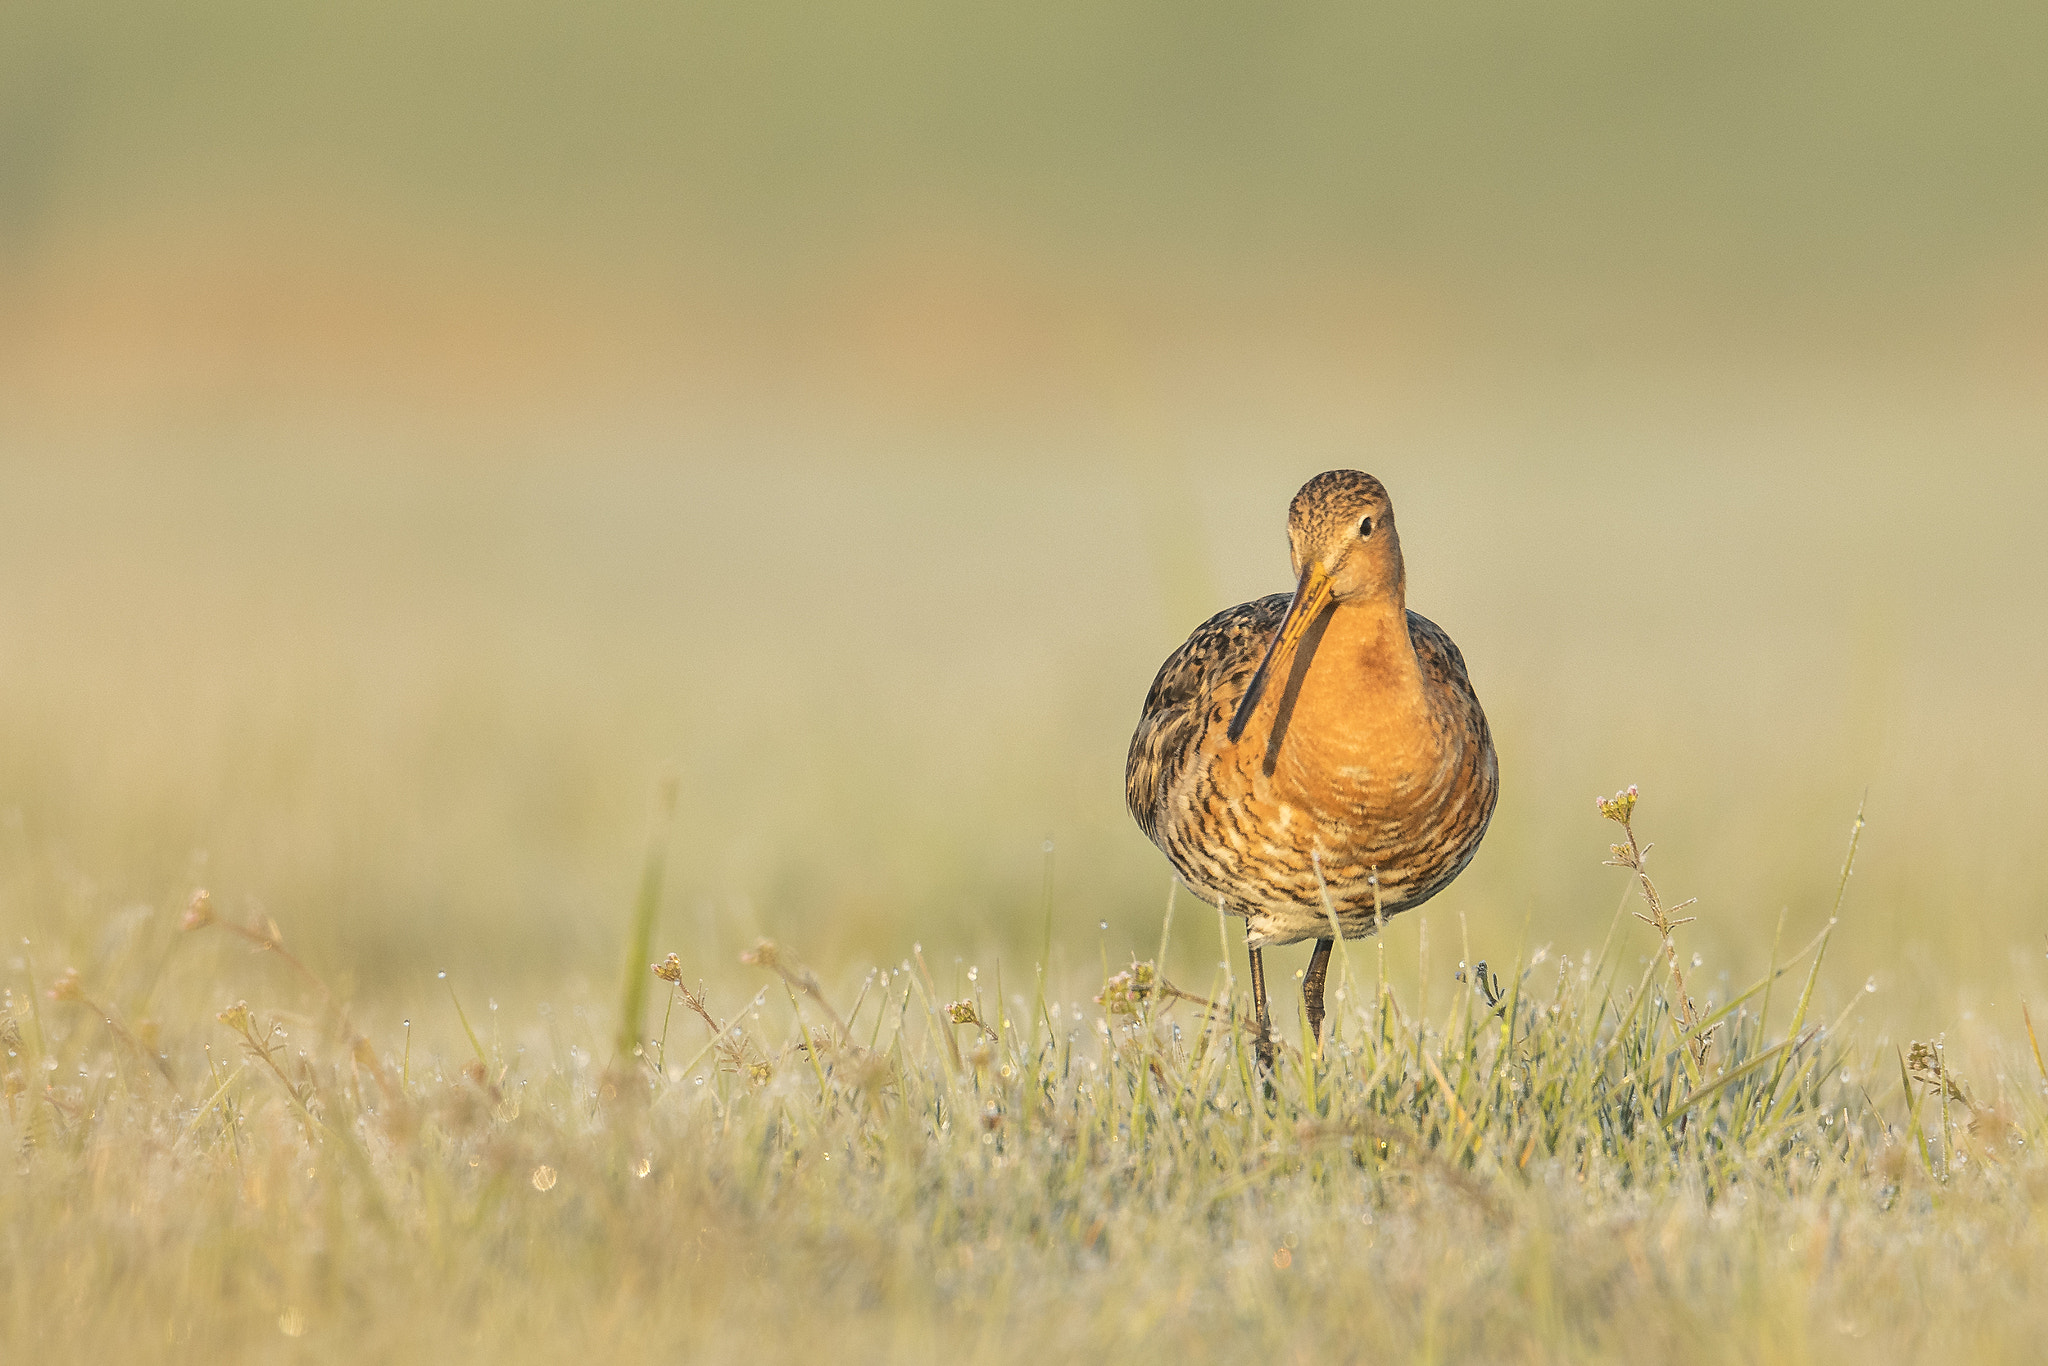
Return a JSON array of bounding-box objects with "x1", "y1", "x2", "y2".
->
[
  {"x1": 1260, "y1": 587, "x2": 1434, "y2": 791},
  {"x1": 1319, "y1": 590, "x2": 1418, "y2": 693},
  {"x1": 1280, "y1": 590, "x2": 1428, "y2": 744}
]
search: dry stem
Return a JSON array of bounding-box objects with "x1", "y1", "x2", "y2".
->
[{"x1": 1598, "y1": 787, "x2": 1711, "y2": 1069}]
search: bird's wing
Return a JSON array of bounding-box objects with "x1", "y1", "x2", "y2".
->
[
  {"x1": 1404, "y1": 609, "x2": 1478, "y2": 703},
  {"x1": 1406, "y1": 609, "x2": 1494, "y2": 771},
  {"x1": 1125, "y1": 593, "x2": 1290, "y2": 840}
]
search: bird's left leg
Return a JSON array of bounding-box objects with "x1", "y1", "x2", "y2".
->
[
  {"x1": 1246, "y1": 925, "x2": 1276, "y2": 1075},
  {"x1": 1303, "y1": 936, "x2": 1334, "y2": 1046}
]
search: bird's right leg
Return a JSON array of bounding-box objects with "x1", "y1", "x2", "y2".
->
[
  {"x1": 1303, "y1": 936, "x2": 1334, "y2": 1047},
  {"x1": 1246, "y1": 925, "x2": 1276, "y2": 1075}
]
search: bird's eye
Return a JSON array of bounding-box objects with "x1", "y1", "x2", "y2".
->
[{"x1": 1358, "y1": 516, "x2": 1374, "y2": 538}]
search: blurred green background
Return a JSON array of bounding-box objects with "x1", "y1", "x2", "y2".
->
[{"x1": 2, "y1": 3, "x2": 2044, "y2": 1034}]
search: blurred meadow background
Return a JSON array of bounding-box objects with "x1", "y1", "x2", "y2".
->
[{"x1": 5, "y1": 2, "x2": 2048, "y2": 1074}]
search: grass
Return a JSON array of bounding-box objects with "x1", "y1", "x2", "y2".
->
[{"x1": 7, "y1": 794, "x2": 2046, "y2": 1365}]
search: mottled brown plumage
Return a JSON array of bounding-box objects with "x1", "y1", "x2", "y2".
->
[{"x1": 1126, "y1": 471, "x2": 1497, "y2": 1063}]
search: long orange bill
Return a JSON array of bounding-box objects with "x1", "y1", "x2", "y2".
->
[{"x1": 1226, "y1": 562, "x2": 1335, "y2": 743}]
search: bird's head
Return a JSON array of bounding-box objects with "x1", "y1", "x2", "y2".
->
[{"x1": 1285, "y1": 469, "x2": 1404, "y2": 605}]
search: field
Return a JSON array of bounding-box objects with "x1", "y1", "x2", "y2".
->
[
  {"x1": 6, "y1": 3, "x2": 2048, "y2": 1361},
  {"x1": 8, "y1": 362, "x2": 2048, "y2": 1364},
  {"x1": 6, "y1": 783, "x2": 2048, "y2": 1364}
]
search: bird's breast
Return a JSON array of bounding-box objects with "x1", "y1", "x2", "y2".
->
[
  {"x1": 1173, "y1": 604, "x2": 1483, "y2": 920},
  {"x1": 1264, "y1": 672, "x2": 1448, "y2": 838}
]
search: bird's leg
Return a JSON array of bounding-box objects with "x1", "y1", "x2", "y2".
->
[
  {"x1": 1246, "y1": 929, "x2": 1276, "y2": 1075},
  {"x1": 1304, "y1": 936, "x2": 1334, "y2": 1047}
]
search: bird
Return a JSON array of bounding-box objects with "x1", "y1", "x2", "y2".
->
[{"x1": 1126, "y1": 470, "x2": 1497, "y2": 1072}]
